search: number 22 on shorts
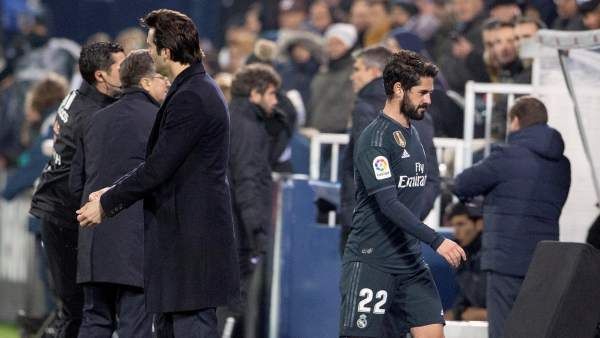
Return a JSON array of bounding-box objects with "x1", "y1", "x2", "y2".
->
[{"x1": 357, "y1": 288, "x2": 388, "y2": 314}]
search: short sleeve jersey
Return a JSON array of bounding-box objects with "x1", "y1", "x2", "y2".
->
[{"x1": 344, "y1": 113, "x2": 429, "y2": 274}]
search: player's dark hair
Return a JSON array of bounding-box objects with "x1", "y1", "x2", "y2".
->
[
  {"x1": 231, "y1": 63, "x2": 281, "y2": 97},
  {"x1": 383, "y1": 49, "x2": 438, "y2": 99},
  {"x1": 79, "y1": 41, "x2": 124, "y2": 85},
  {"x1": 508, "y1": 96, "x2": 548, "y2": 128},
  {"x1": 141, "y1": 9, "x2": 204, "y2": 64}
]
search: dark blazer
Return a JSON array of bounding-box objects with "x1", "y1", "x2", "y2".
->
[
  {"x1": 453, "y1": 124, "x2": 571, "y2": 276},
  {"x1": 100, "y1": 63, "x2": 240, "y2": 312},
  {"x1": 75, "y1": 88, "x2": 158, "y2": 287}
]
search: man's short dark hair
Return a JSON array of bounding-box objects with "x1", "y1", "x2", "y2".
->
[
  {"x1": 446, "y1": 201, "x2": 482, "y2": 222},
  {"x1": 353, "y1": 46, "x2": 393, "y2": 71},
  {"x1": 119, "y1": 49, "x2": 156, "y2": 89},
  {"x1": 508, "y1": 96, "x2": 548, "y2": 128},
  {"x1": 514, "y1": 16, "x2": 547, "y2": 29},
  {"x1": 141, "y1": 9, "x2": 204, "y2": 64},
  {"x1": 79, "y1": 42, "x2": 124, "y2": 85},
  {"x1": 231, "y1": 64, "x2": 281, "y2": 97},
  {"x1": 383, "y1": 50, "x2": 438, "y2": 98}
]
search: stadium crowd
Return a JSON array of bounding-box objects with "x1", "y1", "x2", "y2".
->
[{"x1": 0, "y1": 0, "x2": 599, "y2": 337}]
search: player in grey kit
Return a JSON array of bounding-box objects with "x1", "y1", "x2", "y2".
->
[{"x1": 340, "y1": 50, "x2": 466, "y2": 338}]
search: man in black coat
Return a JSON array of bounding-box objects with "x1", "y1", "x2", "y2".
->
[
  {"x1": 224, "y1": 63, "x2": 281, "y2": 337},
  {"x1": 340, "y1": 46, "x2": 441, "y2": 253},
  {"x1": 77, "y1": 9, "x2": 239, "y2": 337},
  {"x1": 453, "y1": 97, "x2": 571, "y2": 338},
  {"x1": 29, "y1": 42, "x2": 125, "y2": 338},
  {"x1": 70, "y1": 50, "x2": 168, "y2": 337}
]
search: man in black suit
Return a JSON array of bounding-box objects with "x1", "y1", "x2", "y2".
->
[
  {"x1": 76, "y1": 9, "x2": 240, "y2": 337},
  {"x1": 71, "y1": 49, "x2": 169, "y2": 337},
  {"x1": 30, "y1": 41, "x2": 124, "y2": 338}
]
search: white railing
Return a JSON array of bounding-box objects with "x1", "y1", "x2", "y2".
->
[
  {"x1": 309, "y1": 133, "x2": 349, "y2": 182},
  {"x1": 463, "y1": 81, "x2": 533, "y2": 168}
]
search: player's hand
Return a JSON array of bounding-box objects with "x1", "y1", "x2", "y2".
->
[
  {"x1": 76, "y1": 200, "x2": 105, "y2": 227},
  {"x1": 89, "y1": 186, "x2": 112, "y2": 201},
  {"x1": 436, "y1": 239, "x2": 466, "y2": 268}
]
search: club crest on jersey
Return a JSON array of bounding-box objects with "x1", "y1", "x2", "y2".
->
[
  {"x1": 393, "y1": 131, "x2": 406, "y2": 147},
  {"x1": 372, "y1": 156, "x2": 391, "y2": 180},
  {"x1": 357, "y1": 314, "x2": 368, "y2": 329}
]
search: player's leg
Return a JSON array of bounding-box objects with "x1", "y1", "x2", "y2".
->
[
  {"x1": 396, "y1": 268, "x2": 445, "y2": 338},
  {"x1": 410, "y1": 323, "x2": 444, "y2": 338},
  {"x1": 339, "y1": 262, "x2": 394, "y2": 338}
]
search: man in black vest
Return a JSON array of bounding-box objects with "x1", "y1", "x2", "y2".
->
[
  {"x1": 76, "y1": 9, "x2": 239, "y2": 337},
  {"x1": 71, "y1": 49, "x2": 168, "y2": 337},
  {"x1": 30, "y1": 42, "x2": 124, "y2": 338}
]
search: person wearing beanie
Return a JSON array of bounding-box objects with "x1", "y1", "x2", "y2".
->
[
  {"x1": 578, "y1": 0, "x2": 600, "y2": 29},
  {"x1": 307, "y1": 23, "x2": 357, "y2": 134}
]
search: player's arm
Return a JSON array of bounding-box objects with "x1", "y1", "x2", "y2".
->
[{"x1": 356, "y1": 146, "x2": 466, "y2": 267}]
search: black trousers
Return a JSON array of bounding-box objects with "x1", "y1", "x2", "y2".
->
[
  {"x1": 487, "y1": 271, "x2": 524, "y2": 338},
  {"x1": 155, "y1": 308, "x2": 218, "y2": 338},
  {"x1": 77, "y1": 283, "x2": 151, "y2": 338},
  {"x1": 40, "y1": 219, "x2": 84, "y2": 338}
]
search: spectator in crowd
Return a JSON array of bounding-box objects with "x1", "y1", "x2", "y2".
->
[
  {"x1": 309, "y1": 0, "x2": 335, "y2": 34},
  {"x1": 552, "y1": 0, "x2": 586, "y2": 30},
  {"x1": 489, "y1": 21, "x2": 524, "y2": 83},
  {"x1": 349, "y1": 0, "x2": 371, "y2": 48},
  {"x1": 308, "y1": 23, "x2": 356, "y2": 133},
  {"x1": 278, "y1": 0, "x2": 308, "y2": 30},
  {"x1": 340, "y1": 46, "x2": 441, "y2": 253},
  {"x1": 73, "y1": 50, "x2": 168, "y2": 338},
  {"x1": 277, "y1": 30, "x2": 324, "y2": 114},
  {"x1": 514, "y1": 16, "x2": 545, "y2": 48},
  {"x1": 219, "y1": 17, "x2": 257, "y2": 73},
  {"x1": 390, "y1": 0, "x2": 419, "y2": 29},
  {"x1": 245, "y1": 39, "x2": 298, "y2": 172},
  {"x1": 364, "y1": 0, "x2": 393, "y2": 46},
  {"x1": 444, "y1": 201, "x2": 487, "y2": 321},
  {"x1": 77, "y1": 10, "x2": 240, "y2": 336},
  {"x1": 29, "y1": 41, "x2": 124, "y2": 338},
  {"x1": 579, "y1": 0, "x2": 600, "y2": 29},
  {"x1": 489, "y1": 0, "x2": 522, "y2": 23},
  {"x1": 436, "y1": 0, "x2": 488, "y2": 94},
  {"x1": 453, "y1": 97, "x2": 571, "y2": 338},
  {"x1": 224, "y1": 63, "x2": 281, "y2": 338},
  {"x1": 1, "y1": 74, "x2": 68, "y2": 331},
  {"x1": 115, "y1": 27, "x2": 147, "y2": 54}
]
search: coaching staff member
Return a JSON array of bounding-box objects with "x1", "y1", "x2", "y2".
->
[
  {"x1": 76, "y1": 9, "x2": 240, "y2": 337},
  {"x1": 72, "y1": 50, "x2": 169, "y2": 337},
  {"x1": 30, "y1": 41, "x2": 124, "y2": 338},
  {"x1": 453, "y1": 97, "x2": 571, "y2": 338}
]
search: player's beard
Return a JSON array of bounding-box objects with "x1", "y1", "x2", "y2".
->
[{"x1": 401, "y1": 95, "x2": 428, "y2": 121}]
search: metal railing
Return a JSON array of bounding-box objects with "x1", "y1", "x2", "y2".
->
[{"x1": 463, "y1": 81, "x2": 534, "y2": 168}]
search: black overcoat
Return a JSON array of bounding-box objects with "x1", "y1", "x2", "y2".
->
[
  {"x1": 100, "y1": 63, "x2": 240, "y2": 312},
  {"x1": 75, "y1": 88, "x2": 158, "y2": 287}
]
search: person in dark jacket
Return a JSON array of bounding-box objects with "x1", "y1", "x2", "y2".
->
[
  {"x1": 444, "y1": 201, "x2": 487, "y2": 321},
  {"x1": 222, "y1": 63, "x2": 281, "y2": 338},
  {"x1": 71, "y1": 50, "x2": 168, "y2": 338},
  {"x1": 453, "y1": 96, "x2": 571, "y2": 338},
  {"x1": 339, "y1": 46, "x2": 441, "y2": 253},
  {"x1": 29, "y1": 41, "x2": 124, "y2": 338},
  {"x1": 76, "y1": 10, "x2": 239, "y2": 337},
  {"x1": 245, "y1": 39, "x2": 297, "y2": 172}
]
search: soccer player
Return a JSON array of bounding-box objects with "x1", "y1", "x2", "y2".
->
[{"x1": 340, "y1": 50, "x2": 466, "y2": 338}]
